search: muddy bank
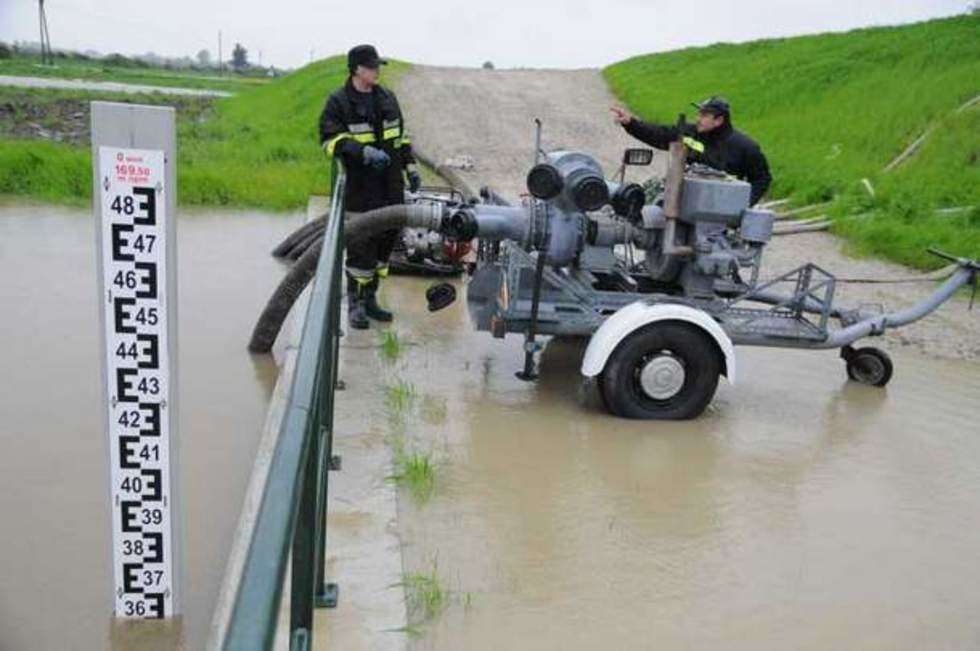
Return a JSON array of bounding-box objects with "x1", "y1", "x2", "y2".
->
[
  {"x1": 0, "y1": 88, "x2": 212, "y2": 145},
  {"x1": 394, "y1": 65, "x2": 979, "y2": 360}
]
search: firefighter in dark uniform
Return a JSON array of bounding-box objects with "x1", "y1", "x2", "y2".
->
[
  {"x1": 611, "y1": 96, "x2": 772, "y2": 205},
  {"x1": 319, "y1": 44, "x2": 421, "y2": 329}
]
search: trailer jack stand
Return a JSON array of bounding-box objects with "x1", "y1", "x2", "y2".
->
[
  {"x1": 516, "y1": 340, "x2": 544, "y2": 381},
  {"x1": 516, "y1": 250, "x2": 548, "y2": 381}
]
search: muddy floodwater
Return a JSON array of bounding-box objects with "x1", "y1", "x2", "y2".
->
[
  {"x1": 3, "y1": 199, "x2": 979, "y2": 650},
  {"x1": 0, "y1": 201, "x2": 298, "y2": 650},
  {"x1": 351, "y1": 276, "x2": 980, "y2": 650}
]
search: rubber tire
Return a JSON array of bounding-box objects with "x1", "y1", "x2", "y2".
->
[
  {"x1": 845, "y1": 346, "x2": 893, "y2": 387},
  {"x1": 599, "y1": 322, "x2": 721, "y2": 420}
]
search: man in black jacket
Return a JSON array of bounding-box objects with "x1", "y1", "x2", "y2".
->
[
  {"x1": 611, "y1": 96, "x2": 771, "y2": 205},
  {"x1": 319, "y1": 44, "x2": 421, "y2": 329}
]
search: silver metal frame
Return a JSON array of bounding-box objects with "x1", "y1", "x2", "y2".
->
[{"x1": 478, "y1": 241, "x2": 977, "y2": 351}]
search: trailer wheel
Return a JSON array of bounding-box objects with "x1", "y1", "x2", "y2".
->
[
  {"x1": 599, "y1": 322, "x2": 721, "y2": 420},
  {"x1": 843, "y1": 346, "x2": 893, "y2": 387}
]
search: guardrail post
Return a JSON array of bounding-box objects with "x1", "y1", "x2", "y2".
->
[
  {"x1": 314, "y1": 177, "x2": 345, "y2": 609},
  {"x1": 289, "y1": 423, "x2": 319, "y2": 648}
]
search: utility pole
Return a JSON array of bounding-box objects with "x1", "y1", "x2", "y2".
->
[
  {"x1": 38, "y1": 0, "x2": 52, "y2": 65},
  {"x1": 218, "y1": 30, "x2": 223, "y2": 76}
]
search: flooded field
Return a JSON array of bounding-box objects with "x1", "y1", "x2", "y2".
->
[
  {"x1": 347, "y1": 275, "x2": 980, "y2": 650},
  {"x1": 0, "y1": 201, "x2": 298, "y2": 650}
]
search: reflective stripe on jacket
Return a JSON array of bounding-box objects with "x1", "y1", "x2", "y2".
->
[
  {"x1": 318, "y1": 78, "x2": 415, "y2": 211},
  {"x1": 624, "y1": 118, "x2": 772, "y2": 205}
]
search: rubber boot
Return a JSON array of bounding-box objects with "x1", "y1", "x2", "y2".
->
[
  {"x1": 346, "y1": 274, "x2": 370, "y2": 330},
  {"x1": 364, "y1": 276, "x2": 394, "y2": 322}
]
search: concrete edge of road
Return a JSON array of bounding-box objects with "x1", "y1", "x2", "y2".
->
[
  {"x1": 310, "y1": 194, "x2": 409, "y2": 649},
  {"x1": 207, "y1": 196, "x2": 408, "y2": 650}
]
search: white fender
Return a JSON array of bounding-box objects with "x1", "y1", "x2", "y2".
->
[{"x1": 580, "y1": 301, "x2": 736, "y2": 384}]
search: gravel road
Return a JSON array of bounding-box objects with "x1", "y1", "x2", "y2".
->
[
  {"x1": 395, "y1": 65, "x2": 978, "y2": 360},
  {"x1": 396, "y1": 66, "x2": 653, "y2": 198}
]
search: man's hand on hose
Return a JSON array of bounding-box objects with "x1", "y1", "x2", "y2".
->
[
  {"x1": 362, "y1": 145, "x2": 391, "y2": 171},
  {"x1": 406, "y1": 165, "x2": 422, "y2": 192},
  {"x1": 610, "y1": 104, "x2": 635, "y2": 125}
]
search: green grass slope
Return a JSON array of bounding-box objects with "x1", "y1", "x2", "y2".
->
[
  {"x1": 0, "y1": 56, "x2": 408, "y2": 210},
  {"x1": 604, "y1": 15, "x2": 980, "y2": 268},
  {"x1": 178, "y1": 55, "x2": 369, "y2": 208}
]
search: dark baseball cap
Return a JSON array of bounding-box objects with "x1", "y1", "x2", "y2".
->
[
  {"x1": 348, "y1": 44, "x2": 387, "y2": 71},
  {"x1": 692, "y1": 95, "x2": 731, "y2": 116}
]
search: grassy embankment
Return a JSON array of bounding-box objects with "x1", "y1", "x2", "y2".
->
[
  {"x1": 605, "y1": 15, "x2": 980, "y2": 268},
  {"x1": 0, "y1": 56, "x2": 420, "y2": 210}
]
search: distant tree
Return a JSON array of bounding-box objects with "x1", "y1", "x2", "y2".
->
[
  {"x1": 196, "y1": 49, "x2": 211, "y2": 67},
  {"x1": 0, "y1": 43, "x2": 12, "y2": 60},
  {"x1": 482, "y1": 60, "x2": 494, "y2": 70},
  {"x1": 140, "y1": 51, "x2": 164, "y2": 66},
  {"x1": 231, "y1": 43, "x2": 248, "y2": 70}
]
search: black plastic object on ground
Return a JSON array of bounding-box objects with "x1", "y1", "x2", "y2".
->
[{"x1": 426, "y1": 283, "x2": 456, "y2": 312}]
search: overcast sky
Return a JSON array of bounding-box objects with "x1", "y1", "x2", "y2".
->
[{"x1": 0, "y1": 0, "x2": 970, "y2": 69}]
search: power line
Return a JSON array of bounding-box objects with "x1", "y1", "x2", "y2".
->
[{"x1": 38, "y1": 0, "x2": 52, "y2": 64}]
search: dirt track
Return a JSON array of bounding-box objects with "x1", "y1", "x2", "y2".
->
[
  {"x1": 395, "y1": 65, "x2": 979, "y2": 361},
  {"x1": 396, "y1": 66, "x2": 652, "y2": 198}
]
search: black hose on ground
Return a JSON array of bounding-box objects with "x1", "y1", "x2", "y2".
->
[
  {"x1": 249, "y1": 203, "x2": 446, "y2": 353},
  {"x1": 249, "y1": 235, "x2": 324, "y2": 352},
  {"x1": 344, "y1": 204, "x2": 442, "y2": 241},
  {"x1": 287, "y1": 227, "x2": 325, "y2": 261},
  {"x1": 271, "y1": 217, "x2": 325, "y2": 258}
]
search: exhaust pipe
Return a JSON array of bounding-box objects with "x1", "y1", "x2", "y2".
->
[{"x1": 661, "y1": 117, "x2": 694, "y2": 257}]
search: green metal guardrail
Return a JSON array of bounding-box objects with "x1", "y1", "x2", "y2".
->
[{"x1": 222, "y1": 167, "x2": 346, "y2": 650}]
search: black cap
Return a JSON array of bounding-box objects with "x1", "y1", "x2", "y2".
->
[
  {"x1": 691, "y1": 95, "x2": 731, "y2": 117},
  {"x1": 348, "y1": 44, "x2": 387, "y2": 72}
]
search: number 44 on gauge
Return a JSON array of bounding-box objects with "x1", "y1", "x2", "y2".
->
[{"x1": 98, "y1": 146, "x2": 177, "y2": 620}]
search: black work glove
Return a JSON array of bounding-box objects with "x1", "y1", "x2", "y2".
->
[
  {"x1": 362, "y1": 145, "x2": 390, "y2": 171},
  {"x1": 406, "y1": 165, "x2": 422, "y2": 192}
]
